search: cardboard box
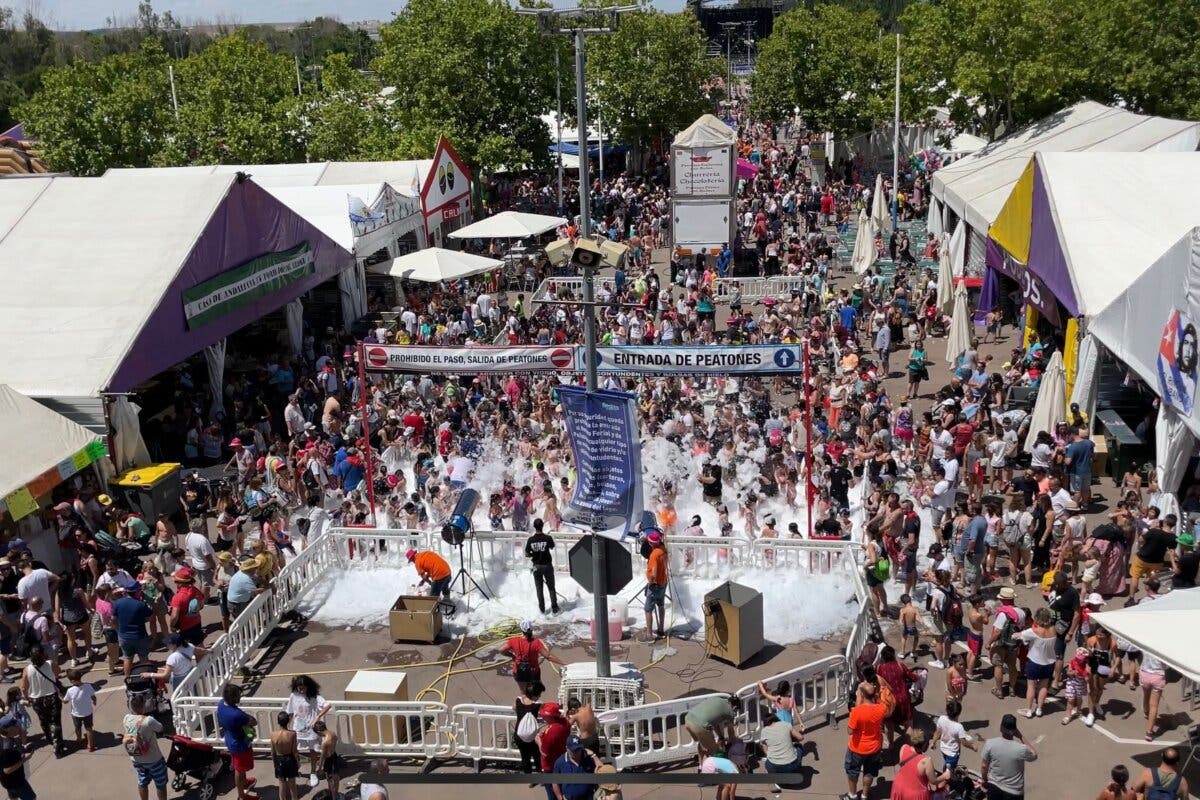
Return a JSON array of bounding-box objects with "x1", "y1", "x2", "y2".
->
[
  {"x1": 345, "y1": 670, "x2": 409, "y2": 746},
  {"x1": 703, "y1": 581, "x2": 764, "y2": 667},
  {"x1": 388, "y1": 595, "x2": 442, "y2": 643},
  {"x1": 1091, "y1": 434, "x2": 1108, "y2": 477}
]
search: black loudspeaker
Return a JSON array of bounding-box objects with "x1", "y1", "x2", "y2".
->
[{"x1": 569, "y1": 536, "x2": 633, "y2": 596}]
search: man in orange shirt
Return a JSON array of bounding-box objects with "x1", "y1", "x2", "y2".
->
[
  {"x1": 406, "y1": 549, "x2": 452, "y2": 599},
  {"x1": 842, "y1": 681, "x2": 886, "y2": 800},
  {"x1": 644, "y1": 531, "x2": 669, "y2": 640}
]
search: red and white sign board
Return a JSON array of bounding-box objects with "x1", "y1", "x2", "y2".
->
[
  {"x1": 362, "y1": 345, "x2": 575, "y2": 373},
  {"x1": 421, "y1": 136, "x2": 472, "y2": 233},
  {"x1": 672, "y1": 145, "x2": 733, "y2": 197}
]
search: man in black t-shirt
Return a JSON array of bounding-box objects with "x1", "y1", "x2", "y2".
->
[
  {"x1": 524, "y1": 519, "x2": 558, "y2": 615},
  {"x1": 1047, "y1": 571, "x2": 1080, "y2": 687},
  {"x1": 828, "y1": 463, "x2": 852, "y2": 511},
  {"x1": 699, "y1": 463, "x2": 723, "y2": 506},
  {"x1": 0, "y1": 715, "x2": 32, "y2": 799},
  {"x1": 1131, "y1": 515, "x2": 1179, "y2": 599}
]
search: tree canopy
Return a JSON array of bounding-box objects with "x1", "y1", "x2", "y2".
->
[{"x1": 587, "y1": 11, "x2": 720, "y2": 151}]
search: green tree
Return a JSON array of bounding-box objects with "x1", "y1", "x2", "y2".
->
[
  {"x1": 0, "y1": 8, "x2": 60, "y2": 131},
  {"x1": 157, "y1": 34, "x2": 303, "y2": 165},
  {"x1": 749, "y1": 3, "x2": 888, "y2": 136},
  {"x1": 372, "y1": 0, "x2": 558, "y2": 173},
  {"x1": 899, "y1": 0, "x2": 1093, "y2": 139},
  {"x1": 1085, "y1": 0, "x2": 1200, "y2": 119},
  {"x1": 587, "y1": 11, "x2": 720, "y2": 154},
  {"x1": 15, "y1": 39, "x2": 174, "y2": 174},
  {"x1": 302, "y1": 52, "x2": 415, "y2": 161}
]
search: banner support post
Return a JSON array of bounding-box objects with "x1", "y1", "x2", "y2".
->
[
  {"x1": 356, "y1": 341, "x2": 377, "y2": 524},
  {"x1": 802, "y1": 340, "x2": 815, "y2": 539}
]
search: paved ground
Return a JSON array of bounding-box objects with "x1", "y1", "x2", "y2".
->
[{"x1": 23, "y1": 231, "x2": 1198, "y2": 799}]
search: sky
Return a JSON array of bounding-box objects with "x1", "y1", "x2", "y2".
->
[{"x1": 29, "y1": 0, "x2": 685, "y2": 30}]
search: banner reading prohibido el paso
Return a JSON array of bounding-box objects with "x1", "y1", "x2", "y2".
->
[{"x1": 360, "y1": 344, "x2": 576, "y2": 373}]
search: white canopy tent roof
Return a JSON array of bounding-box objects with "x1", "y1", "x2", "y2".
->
[
  {"x1": 947, "y1": 131, "x2": 987, "y2": 155},
  {"x1": 1091, "y1": 588, "x2": 1200, "y2": 683},
  {"x1": 263, "y1": 183, "x2": 391, "y2": 251},
  {"x1": 0, "y1": 384, "x2": 101, "y2": 500},
  {"x1": 367, "y1": 247, "x2": 502, "y2": 283},
  {"x1": 1089, "y1": 227, "x2": 1200, "y2": 439},
  {"x1": 672, "y1": 114, "x2": 737, "y2": 148},
  {"x1": 106, "y1": 159, "x2": 436, "y2": 194},
  {"x1": 0, "y1": 175, "x2": 238, "y2": 398},
  {"x1": 1031, "y1": 151, "x2": 1200, "y2": 317},
  {"x1": 448, "y1": 210, "x2": 566, "y2": 240},
  {"x1": 930, "y1": 101, "x2": 1200, "y2": 232}
]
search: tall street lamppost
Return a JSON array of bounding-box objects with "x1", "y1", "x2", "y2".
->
[{"x1": 520, "y1": 4, "x2": 638, "y2": 679}]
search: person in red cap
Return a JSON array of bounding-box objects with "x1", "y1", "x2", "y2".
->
[
  {"x1": 405, "y1": 550, "x2": 451, "y2": 599},
  {"x1": 644, "y1": 530, "x2": 669, "y2": 640},
  {"x1": 169, "y1": 567, "x2": 209, "y2": 647},
  {"x1": 535, "y1": 702, "x2": 570, "y2": 795}
]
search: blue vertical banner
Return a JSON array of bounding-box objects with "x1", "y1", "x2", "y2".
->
[{"x1": 557, "y1": 385, "x2": 644, "y2": 541}]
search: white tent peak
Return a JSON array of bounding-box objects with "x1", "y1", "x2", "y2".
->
[
  {"x1": 367, "y1": 247, "x2": 502, "y2": 283},
  {"x1": 448, "y1": 210, "x2": 566, "y2": 240},
  {"x1": 672, "y1": 114, "x2": 737, "y2": 148}
]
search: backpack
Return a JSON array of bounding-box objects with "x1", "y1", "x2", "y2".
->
[
  {"x1": 877, "y1": 680, "x2": 897, "y2": 718},
  {"x1": 11, "y1": 613, "x2": 44, "y2": 660},
  {"x1": 1147, "y1": 767, "x2": 1183, "y2": 800},
  {"x1": 928, "y1": 584, "x2": 962, "y2": 627},
  {"x1": 1001, "y1": 513, "x2": 1022, "y2": 548},
  {"x1": 871, "y1": 557, "x2": 891, "y2": 582},
  {"x1": 123, "y1": 716, "x2": 151, "y2": 757},
  {"x1": 516, "y1": 710, "x2": 540, "y2": 743},
  {"x1": 995, "y1": 607, "x2": 1023, "y2": 649}
]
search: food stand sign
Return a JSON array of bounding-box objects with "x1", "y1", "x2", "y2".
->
[{"x1": 673, "y1": 145, "x2": 733, "y2": 197}]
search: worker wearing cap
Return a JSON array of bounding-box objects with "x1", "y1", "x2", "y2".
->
[
  {"x1": 644, "y1": 531, "x2": 668, "y2": 640},
  {"x1": 552, "y1": 734, "x2": 597, "y2": 800},
  {"x1": 499, "y1": 620, "x2": 564, "y2": 686},
  {"x1": 405, "y1": 549, "x2": 451, "y2": 599}
]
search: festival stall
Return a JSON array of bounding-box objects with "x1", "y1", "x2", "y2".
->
[
  {"x1": 0, "y1": 173, "x2": 353, "y2": 434},
  {"x1": 1091, "y1": 587, "x2": 1200, "y2": 683},
  {"x1": 929, "y1": 101, "x2": 1200, "y2": 280},
  {"x1": 671, "y1": 114, "x2": 737, "y2": 256}
]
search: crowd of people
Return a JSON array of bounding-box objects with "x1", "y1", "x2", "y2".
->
[{"x1": 3, "y1": 100, "x2": 1196, "y2": 800}]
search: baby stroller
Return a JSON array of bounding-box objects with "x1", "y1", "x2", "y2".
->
[
  {"x1": 126, "y1": 663, "x2": 172, "y2": 730},
  {"x1": 167, "y1": 735, "x2": 229, "y2": 800}
]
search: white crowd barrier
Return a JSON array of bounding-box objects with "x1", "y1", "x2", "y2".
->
[
  {"x1": 169, "y1": 526, "x2": 876, "y2": 772},
  {"x1": 452, "y1": 704, "x2": 522, "y2": 768},
  {"x1": 173, "y1": 697, "x2": 454, "y2": 761}
]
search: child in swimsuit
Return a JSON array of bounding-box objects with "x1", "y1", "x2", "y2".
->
[
  {"x1": 314, "y1": 720, "x2": 342, "y2": 799},
  {"x1": 271, "y1": 711, "x2": 300, "y2": 800},
  {"x1": 898, "y1": 594, "x2": 920, "y2": 659}
]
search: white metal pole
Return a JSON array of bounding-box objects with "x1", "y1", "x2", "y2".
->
[
  {"x1": 598, "y1": 108, "x2": 605, "y2": 186},
  {"x1": 556, "y1": 48, "x2": 565, "y2": 216},
  {"x1": 891, "y1": 33, "x2": 900, "y2": 231},
  {"x1": 168, "y1": 65, "x2": 179, "y2": 120}
]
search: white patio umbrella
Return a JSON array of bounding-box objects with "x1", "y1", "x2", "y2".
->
[
  {"x1": 944, "y1": 281, "x2": 971, "y2": 366},
  {"x1": 870, "y1": 172, "x2": 891, "y2": 236},
  {"x1": 936, "y1": 236, "x2": 955, "y2": 316},
  {"x1": 851, "y1": 209, "x2": 877, "y2": 275},
  {"x1": 1023, "y1": 351, "x2": 1067, "y2": 453},
  {"x1": 447, "y1": 210, "x2": 567, "y2": 239},
  {"x1": 368, "y1": 247, "x2": 503, "y2": 282}
]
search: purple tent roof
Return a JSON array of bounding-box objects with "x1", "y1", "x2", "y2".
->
[{"x1": 1, "y1": 124, "x2": 27, "y2": 141}]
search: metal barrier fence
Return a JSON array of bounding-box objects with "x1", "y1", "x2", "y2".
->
[
  {"x1": 169, "y1": 526, "x2": 875, "y2": 772},
  {"x1": 172, "y1": 697, "x2": 455, "y2": 761}
]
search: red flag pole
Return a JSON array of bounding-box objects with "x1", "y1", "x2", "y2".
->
[
  {"x1": 802, "y1": 339, "x2": 815, "y2": 539},
  {"x1": 356, "y1": 341, "x2": 377, "y2": 526}
]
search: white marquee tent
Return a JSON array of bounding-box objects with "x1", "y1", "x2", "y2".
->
[
  {"x1": 931, "y1": 101, "x2": 1200, "y2": 233},
  {"x1": 368, "y1": 247, "x2": 502, "y2": 283},
  {"x1": 449, "y1": 211, "x2": 566, "y2": 240},
  {"x1": 1021, "y1": 152, "x2": 1200, "y2": 318},
  {"x1": 1091, "y1": 588, "x2": 1200, "y2": 683}
]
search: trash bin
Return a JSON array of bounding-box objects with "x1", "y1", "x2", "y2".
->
[
  {"x1": 111, "y1": 463, "x2": 183, "y2": 526},
  {"x1": 703, "y1": 581, "x2": 763, "y2": 666}
]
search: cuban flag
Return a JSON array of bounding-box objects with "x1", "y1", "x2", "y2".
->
[{"x1": 1157, "y1": 308, "x2": 1197, "y2": 414}]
